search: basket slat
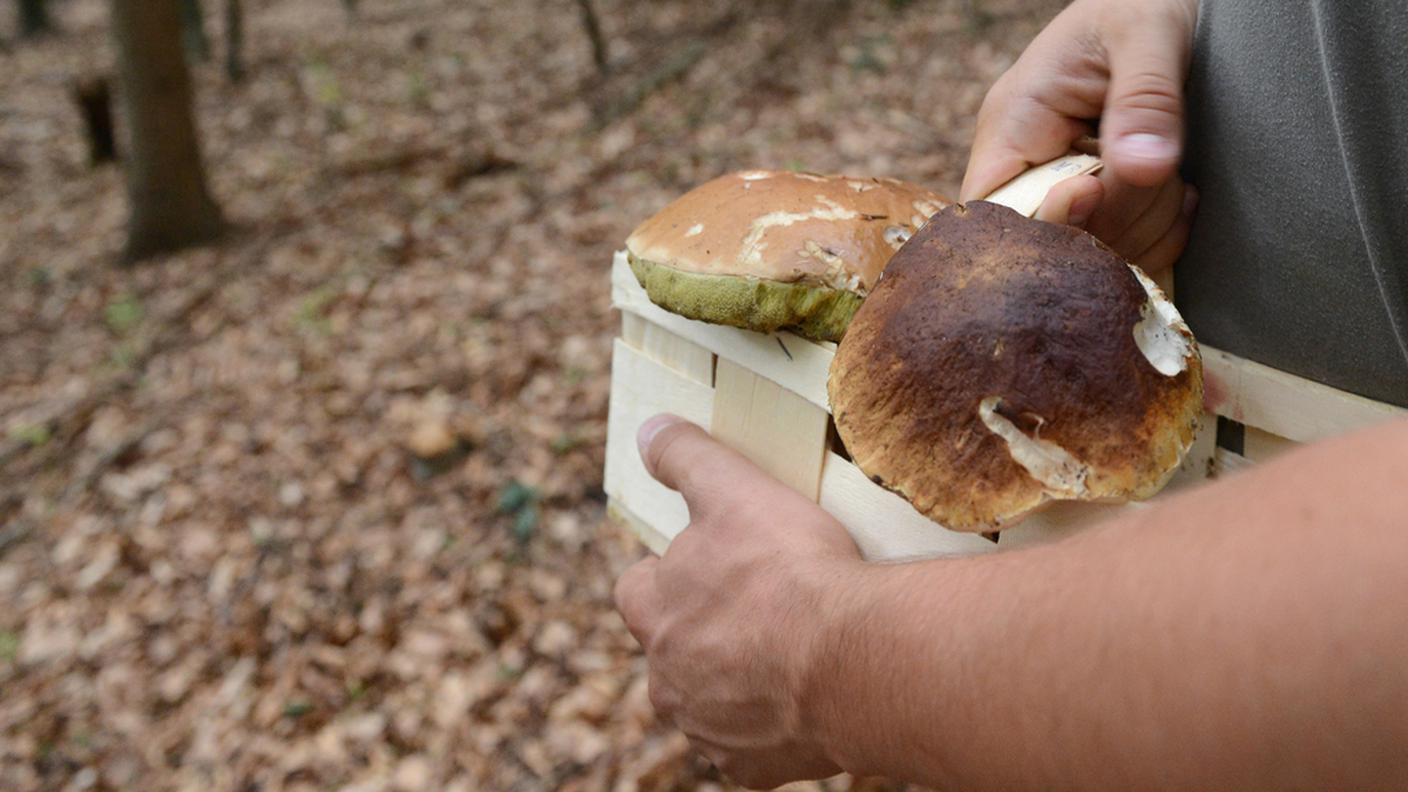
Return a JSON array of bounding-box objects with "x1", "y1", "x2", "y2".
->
[
  {"x1": 613, "y1": 252, "x2": 833, "y2": 410},
  {"x1": 622, "y1": 312, "x2": 715, "y2": 385},
  {"x1": 1242, "y1": 427, "x2": 1299, "y2": 462},
  {"x1": 605, "y1": 339, "x2": 714, "y2": 543},
  {"x1": 711, "y1": 359, "x2": 831, "y2": 502},
  {"x1": 818, "y1": 451, "x2": 999, "y2": 559},
  {"x1": 1201, "y1": 346, "x2": 1405, "y2": 443}
]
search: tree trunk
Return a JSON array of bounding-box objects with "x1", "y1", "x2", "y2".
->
[
  {"x1": 73, "y1": 76, "x2": 118, "y2": 165},
  {"x1": 961, "y1": 0, "x2": 990, "y2": 31},
  {"x1": 224, "y1": 0, "x2": 244, "y2": 83},
  {"x1": 180, "y1": 0, "x2": 210, "y2": 61},
  {"x1": 19, "y1": 0, "x2": 53, "y2": 36},
  {"x1": 574, "y1": 0, "x2": 608, "y2": 75},
  {"x1": 111, "y1": 0, "x2": 224, "y2": 262}
]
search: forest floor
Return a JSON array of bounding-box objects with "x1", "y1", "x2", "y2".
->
[{"x1": 0, "y1": 1, "x2": 1061, "y2": 789}]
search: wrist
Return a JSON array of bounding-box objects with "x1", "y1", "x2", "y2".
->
[
  {"x1": 794, "y1": 555, "x2": 867, "y2": 766},
  {"x1": 794, "y1": 554, "x2": 1004, "y2": 785},
  {"x1": 793, "y1": 559, "x2": 895, "y2": 776}
]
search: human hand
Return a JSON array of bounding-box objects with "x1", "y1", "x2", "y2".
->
[
  {"x1": 959, "y1": 0, "x2": 1200, "y2": 275},
  {"x1": 613, "y1": 414, "x2": 864, "y2": 789}
]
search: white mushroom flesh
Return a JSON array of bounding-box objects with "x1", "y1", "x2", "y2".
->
[
  {"x1": 1128, "y1": 265, "x2": 1192, "y2": 377},
  {"x1": 978, "y1": 396, "x2": 1090, "y2": 498}
]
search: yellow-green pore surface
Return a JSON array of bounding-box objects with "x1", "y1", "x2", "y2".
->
[{"x1": 628, "y1": 253, "x2": 863, "y2": 342}]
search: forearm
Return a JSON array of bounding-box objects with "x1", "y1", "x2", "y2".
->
[{"x1": 810, "y1": 419, "x2": 1408, "y2": 790}]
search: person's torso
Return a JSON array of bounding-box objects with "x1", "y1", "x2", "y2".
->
[{"x1": 1179, "y1": 0, "x2": 1408, "y2": 406}]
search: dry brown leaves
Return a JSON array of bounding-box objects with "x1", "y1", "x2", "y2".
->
[{"x1": 0, "y1": 0, "x2": 1060, "y2": 789}]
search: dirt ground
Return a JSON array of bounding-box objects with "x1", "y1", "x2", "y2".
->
[{"x1": 0, "y1": 1, "x2": 1062, "y2": 789}]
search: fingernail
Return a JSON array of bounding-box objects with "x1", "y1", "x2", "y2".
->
[
  {"x1": 1068, "y1": 193, "x2": 1101, "y2": 228},
  {"x1": 637, "y1": 414, "x2": 682, "y2": 457},
  {"x1": 1182, "y1": 185, "x2": 1200, "y2": 217},
  {"x1": 1116, "y1": 132, "x2": 1179, "y2": 162}
]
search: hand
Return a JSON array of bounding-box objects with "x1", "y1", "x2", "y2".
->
[
  {"x1": 613, "y1": 414, "x2": 864, "y2": 789},
  {"x1": 960, "y1": 0, "x2": 1200, "y2": 275}
]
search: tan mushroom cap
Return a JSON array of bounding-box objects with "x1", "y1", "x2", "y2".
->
[
  {"x1": 627, "y1": 171, "x2": 949, "y2": 294},
  {"x1": 828, "y1": 201, "x2": 1203, "y2": 532}
]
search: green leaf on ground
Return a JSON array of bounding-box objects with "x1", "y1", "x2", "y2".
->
[
  {"x1": 9, "y1": 424, "x2": 50, "y2": 448},
  {"x1": 498, "y1": 480, "x2": 540, "y2": 544},
  {"x1": 497, "y1": 480, "x2": 538, "y2": 515},
  {"x1": 104, "y1": 294, "x2": 144, "y2": 335},
  {"x1": 512, "y1": 503, "x2": 539, "y2": 544},
  {"x1": 283, "y1": 700, "x2": 313, "y2": 718},
  {"x1": 0, "y1": 631, "x2": 19, "y2": 663},
  {"x1": 294, "y1": 285, "x2": 337, "y2": 334},
  {"x1": 550, "y1": 433, "x2": 581, "y2": 455}
]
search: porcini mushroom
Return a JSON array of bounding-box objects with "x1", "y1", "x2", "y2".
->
[
  {"x1": 626, "y1": 171, "x2": 949, "y2": 342},
  {"x1": 828, "y1": 201, "x2": 1203, "y2": 531}
]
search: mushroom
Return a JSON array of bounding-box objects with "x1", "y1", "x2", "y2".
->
[
  {"x1": 626, "y1": 171, "x2": 950, "y2": 342},
  {"x1": 827, "y1": 201, "x2": 1203, "y2": 531}
]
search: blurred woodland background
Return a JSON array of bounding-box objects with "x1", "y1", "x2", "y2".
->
[{"x1": 1, "y1": 0, "x2": 1063, "y2": 789}]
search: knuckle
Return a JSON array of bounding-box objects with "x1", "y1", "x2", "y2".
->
[
  {"x1": 1114, "y1": 71, "x2": 1183, "y2": 115},
  {"x1": 613, "y1": 560, "x2": 647, "y2": 604},
  {"x1": 646, "y1": 674, "x2": 678, "y2": 718},
  {"x1": 718, "y1": 759, "x2": 775, "y2": 790},
  {"x1": 611, "y1": 569, "x2": 636, "y2": 611},
  {"x1": 613, "y1": 561, "x2": 658, "y2": 642},
  {"x1": 978, "y1": 75, "x2": 1010, "y2": 113},
  {"x1": 662, "y1": 524, "x2": 706, "y2": 562},
  {"x1": 976, "y1": 72, "x2": 1021, "y2": 127}
]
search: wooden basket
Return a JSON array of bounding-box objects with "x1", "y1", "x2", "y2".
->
[{"x1": 604, "y1": 160, "x2": 1406, "y2": 560}]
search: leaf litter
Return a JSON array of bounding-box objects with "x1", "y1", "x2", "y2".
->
[{"x1": 0, "y1": 0, "x2": 1062, "y2": 789}]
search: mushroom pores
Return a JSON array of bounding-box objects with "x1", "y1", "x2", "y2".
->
[{"x1": 827, "y1": 201, "x2": 1203, "y2": 532}]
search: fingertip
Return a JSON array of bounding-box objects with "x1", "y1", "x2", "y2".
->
[
  {"x1": 961, "y1": 145, "x2": 1038, "y2": 203},
  {"x1": 1066, "y1": 177, "x2": 1104, "y2": 228},
  {"x1": 1114, "y1": 132, "x2": 1180, "y2": 163},
  {"x1": 1034, "y1": 174, "x2": 1103, "y2": 227},
  {"x1": 1132, "y1": 211, "x2": 1193, "y2": 277},
  {"x1": 1105, "y1": 133, "x2": 1181, "y2": 188},
  {"x1": 1182, "y1": 183, "x2": 1199, "y2": 217},
  {"x1": 637, "y1": 414, "x2": 685, "y2": 463},
  {"x1": 636, "y1": 415, "x2": 722, "y2": 502}
]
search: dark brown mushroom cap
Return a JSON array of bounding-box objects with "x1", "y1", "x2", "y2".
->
[{"x1": 827, "y1": 201, "x2": 1203, "y2": 531}]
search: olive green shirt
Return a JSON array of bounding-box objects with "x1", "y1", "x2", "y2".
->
[{"x1": 1179, "y1": 0, "x2": 1408, "y2": 406}]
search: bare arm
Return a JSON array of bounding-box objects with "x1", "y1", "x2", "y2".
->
[
  {"x1": 617, "y1": 416, "x2": 1408, "y2": 789},
  {"x1": 813, "y1": 418, "x2": 1408, "y2": 790}
]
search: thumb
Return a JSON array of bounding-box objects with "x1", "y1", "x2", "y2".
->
[
  {"x1": 1100, "y1": 23, "x2": 1192, "y2": 187},
  {"x1": 636, "y1": 414, "x2": 793, "y2": 522}
]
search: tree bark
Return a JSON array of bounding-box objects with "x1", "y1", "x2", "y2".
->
[
  {"x1": 224, "y1": 0, "x2": 244, "y2": 83},
  {"x1": 961, "y1": 0, "x2": 989, "y2": 30},
  {"x1": 111, "y1": 0, "x2": 224, "y2": 262},
  {"x1": 73, "y1": 76, "x2": 118, "y2": 165},
  {"x1": 19, "y1": 0, "x2": 53, "y2": 37},
  {"x1": 180, "y1": 0, "x2": 210, "y2": 61},
  {"x1": 574, "y1": 0, "x2": 608, "y2": 75}
]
